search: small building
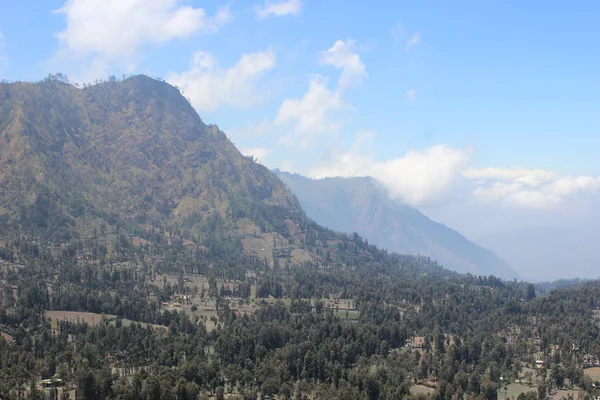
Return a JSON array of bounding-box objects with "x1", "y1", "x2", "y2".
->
[
  {"x1": 413, "y1": 336, "x2": 426, "y2": 349},
  {"x1": 581, "y1": 354, "x2": 599, "y2": 368},
  {"x1": 0, "y1": 331, "x2": 14, "y2": 344},
  {"x1": 40, "y1": 378, "x2": 64, "y2": 388}
]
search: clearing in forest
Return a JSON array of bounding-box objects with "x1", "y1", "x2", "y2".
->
[
  {"x1": 45, "y1": 311, "x2": 116, "y2": 326},
  {"x1": 584, "y1": 367, "x2": 600, "y2": 381}
]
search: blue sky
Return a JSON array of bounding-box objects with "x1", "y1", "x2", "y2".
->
[
  {"x1": 1, "y1": 1, "x2": 600, "y2": 229},
  {"x1": 2, "y1": 0, "x2": 600, "y2": 278}
]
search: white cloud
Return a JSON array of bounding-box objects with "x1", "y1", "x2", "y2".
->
[
  {"x1": 390, "y1": 22, "x2": 421, "y2": 49},
  {"x1": 55, "y1": 0, "x2": 231, "y2": 58},
  {"x1": 463, "y1": 167, "x2": 558, "y2": 182},
  {"x1": 406, "y1": 89, "x2": 417, "y2": 102},
  {"x1": 468, "y1": 167, "x2": 600, "y2": 209},
  {"x1": 308, "y1": 132, "x2": 472, "y2": 206},
  {"x1": 301, "y1": 125, "x2": 599, "y2": 210},
  {"x1": 240, "y1": 147, "x2": 270, "y2": 163},
  {"x1": 167, "y1": 49, "x2": 276, "y2": 112},
  {"x1": 321, "y1": 39, "x2": 367, "y2": 90},
  {"x1": 274, "y1": 39, "x2": 365, "y2": 149},
  {"x1": 275, "y1": 75, "x2": 345, "y2": 148},
  {"x1": 255, "y1": 0, "x2": 302, "y2": 19}
]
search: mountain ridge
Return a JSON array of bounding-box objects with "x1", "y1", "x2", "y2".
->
[
  {"x1": 0, "y1": 75, "x2": 459, "y2": 278},
  {"x1": 0, "y1": 76, "x2": 299, "y2": 227},
  {"x1": 274, "y1": 170, "x2": 518, "y2": 278}
]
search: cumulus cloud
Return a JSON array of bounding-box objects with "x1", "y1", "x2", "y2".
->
[
  {"x1": 321, "y1": 39, "x2": 367, "y2": 90},
  {"x1": 308, "y1": 132, "x2": 472, "y2": 206},
  {"x1": 463, "y1": 167, "x2": 558, "y2": 182},
  {"x1": 255, "y1": 0, "x2": 302, "y2": 19},
  {"x1": 240, "y1": 147, "x2": 270, "y2": 163},
  {"x1": 390, "y1": 22, "x2": 421, "y2": 49},
  {"x1": 304, "y1": 131, "x2": 600, "y2": 209},
  {"x1": 167, "y1": 49, "x2": 276, "y2": 112},
  {"x1": 55, "y1": 0, "x2": 231, "y2": 58},
  {"x1": 275, "y1": 39, "x2": 365, "y2": 148},
  {"x1": 275, "y1": 75, "x2": 345, "y2": 147},
  {"x1": 468, "y1": 168, "x2": 600, "y2": 209}
]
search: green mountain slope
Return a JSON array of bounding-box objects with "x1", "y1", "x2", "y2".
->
[
  {"x1": 0, "y1": 75, "x2": 452, "y2": 275},
  {"x1": 0, "y1": 76, "x2": 297, "y2": 230},
  {"x1": 275, "y1": 170, "x2": 518, "y2": 278}
]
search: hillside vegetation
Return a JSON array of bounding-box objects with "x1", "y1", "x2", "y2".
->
[{"x1": 0, "y1": 76, "x2": 598, "y2": 400}]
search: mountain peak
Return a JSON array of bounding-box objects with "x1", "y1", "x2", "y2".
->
[{"x1": 0, "y1": 78, "x2": 301, "y2": 242}]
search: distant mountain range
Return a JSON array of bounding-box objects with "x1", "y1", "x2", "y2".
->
[{"x1": 275, "y1": 170, "x2": 518, "y2": 278}]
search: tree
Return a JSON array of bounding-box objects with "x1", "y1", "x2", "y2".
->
[
  {"x1": 537, "y1": 381, "x2": 548, "y2": 400},
  {"x1": 294, "y1": 381, "x2": 302, "y2": 400},
  {"x1": 526, "y1": 284, "x2": 536, "y2": 300},
  {"x1": 215, "y1": 386, "x2": 224, "y2": 400},
  {"x1": 433, "y1": 323, "x2": 444, "y2": 354},
  {"x1": 76, "y1": 367, "x2": 97, "y2": 400}
]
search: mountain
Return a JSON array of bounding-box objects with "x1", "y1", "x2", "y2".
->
[
  {"x1": 0, "y1": 75, "x2": 448, "y2": 275},
  {"x1": 274, "y1": 170, "x2": 518, "y2": 278},
  {"x1": 0, "y1": 76, "x2": 296, "y2": 235}
]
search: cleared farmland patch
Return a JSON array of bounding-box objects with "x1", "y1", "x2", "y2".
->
[{"x1": 45, "y1": 311, "x2": 115, "y2": 326}]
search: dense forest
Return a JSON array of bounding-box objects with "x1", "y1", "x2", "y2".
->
[{"x1": 1, "y1": 227, "x2": 600, "y2": 400}]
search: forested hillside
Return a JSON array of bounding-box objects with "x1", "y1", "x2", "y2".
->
[
  {"x1": 0, "y1": 75, "x2": 456, "y2": 275},
  {"x1": 0, "y1": 75, "x2": 299, "y2": 240},
  {"x1": 0, "y1": 76, "x2": 598, "y2": 400}
]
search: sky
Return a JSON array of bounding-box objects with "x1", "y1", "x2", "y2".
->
[{"x1": 1, "y1": 0, "x2": 600, "y2": 278}]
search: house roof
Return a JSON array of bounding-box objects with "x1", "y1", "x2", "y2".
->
[{"x1": 0, "y1": 331, "x2": 14, "y2": 343}]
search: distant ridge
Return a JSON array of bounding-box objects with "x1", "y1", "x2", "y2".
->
[{"x1": 275, "y1": 170, "x2": 518, "y2": 278}]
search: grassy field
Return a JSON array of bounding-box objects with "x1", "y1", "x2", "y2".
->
[
  {"x1": 498, "y1": 383, "x2": 536, "y2": 399},
  {"x1": 46, "y1": 311, "x2": 115, "y2": 327},
  {"x1": 333, "y1": 309, "x2": 360, "y2": 320},
  {"x1": 410, "y1": 384, "x2": 435, "y2": 396},
  {"x1": 584, "y1": 367, "x2": 600, "y2": 381},
  {"x1": 154, "y1": 274, "x2": 210, "y2": 292},
  {"x1": 29, "y1": 387, "x2": 76, "y2": 400},
  {"x1": 548, "y1": 389, "x2": 585, "y2": 399},
  {"x1": 111, "y1": 318, "x2": 167, "y2": 331},
  {"x1": 46, "y1": 311, "x2": 167, "y2": 332}
]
